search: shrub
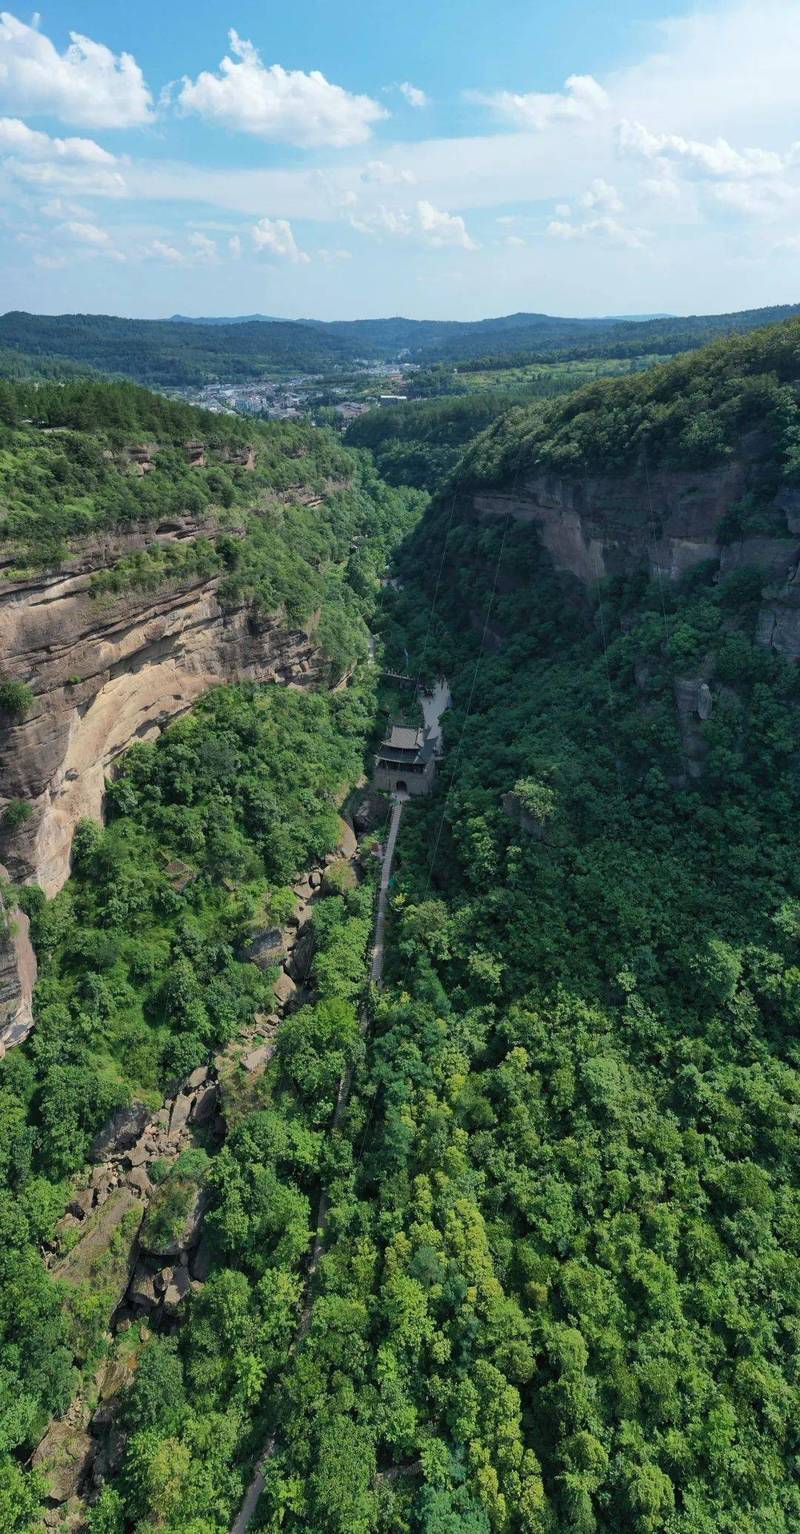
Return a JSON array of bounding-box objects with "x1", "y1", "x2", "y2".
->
[
  {"x1": 0, "y1": 680, "x2": 33, "y2": 719},
  {"x1": 2, "y1": 800, "x2": 31, "y2": 830}
]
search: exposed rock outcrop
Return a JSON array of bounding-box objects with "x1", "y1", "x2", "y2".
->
[
  {"x1": 472, "y1": 462, "x2": 750, "y2": 584},
  {"x1": 470, "y1": 459, "x2": 800, "y2": 674},
  {"x1": 0, "y1": 526, "x2": 326, "y2": 895},
  {"x1": 0, "y1": 873, "x2": 35, "y2": 1050}
]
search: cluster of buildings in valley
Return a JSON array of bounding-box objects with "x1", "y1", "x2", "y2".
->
[{"x1": 166, "y1": 361, "x2": 418, "y2": 426}]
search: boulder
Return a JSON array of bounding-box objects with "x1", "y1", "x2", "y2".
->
[
  {"x1": 32, "y1": 1422, "x2": 95, "y2": 1504},
  {"x1": 129, "y1": 1265, "x2": 158, "y2": 1310},
  {"x1": 184, "y1": 1065, "x2": 208, "y2": 1092},
  {"x1": 309, "y1": 869, "x2": 322, "y2": 889},
  {"x1": 54, "y1": 1186, "x2": 144, "y2": 1294},
  {"x1": 89, "y1": 1103, "x2": 149, "y2": 1163},
  {"x1": 190, "y1": 1233, "x2": 212, "y2": 1283},
  {"x1": 162, "y1": 1265, "x2": 192, "y2": 1313},
  {"x1": 68, "y1": 1188, "x2": 95, "y2": 1221},
  {"x1": 274, "y1": 971, "x2": 296, "y2": 1007},
  {"x1": 191, "y1": 1082, "x2": 218, "y2": 1125},
  {"x1": 89, "y1": 1166, "x2": 116, "y2": 1203},
  {"x1": 125, "y1": 1139, "x2": 151, "y2": 1168},
  {"x1": 289, "y1": 923, "x2": 317, "y2": 982},
  {"x1": 242, "y1": 1042, "x2": 273, "y2": 1073},
  {"x1": 168, "y1": 1094, "x2": 192, "y2": 1138},
  {"x1": 127, "y1": 1166, "x2": 153, "y2": 1198},
  {"x1": 246, "y1": 925, "x2": 287, "y2": 970}
]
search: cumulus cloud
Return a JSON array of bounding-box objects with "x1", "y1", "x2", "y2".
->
[
  {"x1": 0, "y1": 116, "x2": 116, "y2": 164},
  {"x1": 547, "y1": 212, "x2": 645, "y2": 249},
  {"x1": 352, "y1": 199, "x2": 476, "y2": 249},
  {"x1": 189, "y1": 230, "x2": 217, "y2": 262},
  {"x1": 397, "y1": 81, "x2": 428, "y2": 108},
  {"x1": 148, "y1": 240, "x2": 184, "y2": 263},
  {"x1": 473, "y1": 73, "x2": 608, "y2": 131},
  {"x1": 228, "y1": 234, "x2": 242, "y2": 258},
  {"x1": 178, "y1": 30, "x2": 386, "y2": 148},
  {"x1": 252, "y1": 215, "x2": 310, "y2": 263},
  {"x1": 0, "y1": 11, "x2": 153, "y2": 128},
  {"x1": 418, "y1": 199, "x2": 476, "y2": 249},
  {"x1": 0, "y1": 115, "x2": 125, "y2": 194},
  {"x1": 617, "y1": 119, "x2": 785, "y2": 179},
  {"x1": 580, "y1": 177, "x2": 623, "y2": 212}
]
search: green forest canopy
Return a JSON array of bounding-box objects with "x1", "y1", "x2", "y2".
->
[{"x1": 3, "y1": 302, "x2": 800, "y2": 385}]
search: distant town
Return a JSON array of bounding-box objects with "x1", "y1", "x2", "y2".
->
[{"x1": 163, "y1": 359, "x2": 421, "y2": 426}]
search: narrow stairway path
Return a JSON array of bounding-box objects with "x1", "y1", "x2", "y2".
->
[{"x1": 230, "y1": 794, "x2": 404, "y2": 1534}]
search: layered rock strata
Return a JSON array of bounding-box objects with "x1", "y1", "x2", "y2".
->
[{"x1": 0, "y1": 527, "x2": 324, "y2": 897}]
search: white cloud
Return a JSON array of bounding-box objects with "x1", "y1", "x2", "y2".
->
[
  {"x1": 60, "y1": 218, "x2": 111, "y2": 245},
  {"x1": 474, "y1": 73, "x2": 608, "y2": 131},
  {"x1": 547, "y1": 213, "x2": 646, "y2": 249},
  {"x1": 398, "y1": 81, "x2": 428, "y2": 108},
  {"x1": 40, "y1": 195, "x2": 91, "y2": 219},
  {"x1": 617, "y1": 119, "x2": 785, "y2": 180},
  {"x1": 712, "y1": 179, "x2": 793, "y2": 217},
  {"x1": 178, "y1": 30, "x2": 386, "y2": 148},
  {"x1": 55, "y1": 217, "x2": 125, "y2": 260},
  {"x1": 418, "y1": 199, "x2": 476, "y2": 249},
  {"x1": 252, "y1": 215, "x2": 310, "y2": 263},
  {"x1": 318, "y1": 246, "x2": 352, "y2": 262},
  {"x1": 228, "y1": 234, "x2": 242, "y2": 258},
  {"x1": 189, "y1": 230, "x2": 217, "y2": 261},
  {"x1": 580, "y1": 177, "x2": 623, "y2": 212},
  {"x1": 0, "y1": 11, "x2": 152, "y2": 128},
  {"x1": 361, "y1": 159, "x2": 415, "y2": 186},
  {"x1": 0, "y1": 116, "x2": 116, "y2": 164},
  {"x1": 149, "y1": 239, "x2": 184, "y2": 263},
  {"x1": 351, "y1": 199, "x2": 476, "y2": 249},
  {"x1": 0, "y1": 115, "x2": 125, "y2": 195},
  {"x1": 351, "y1": 204, "x2": 413, "y2": 238},
  {"x1": 33, "y1": 251, "x2": 66, "y2": 269}
]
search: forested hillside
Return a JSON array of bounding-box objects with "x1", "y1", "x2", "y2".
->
[
  {"x1": 0, "y1": 378, "x2": 423, "y2": 673},
  {"x1": 3, "y1": 302, "x2": 800, "y2": 386},
  {"x1": 0, "y1": 314, "x2": 357, "y2": 385},
  {"x1": 456, "y1": 319, "x2": 800, "y2": 485}
]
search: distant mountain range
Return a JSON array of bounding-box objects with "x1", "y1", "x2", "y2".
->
[{"x1": 1, "y1": 303, "x2": 798, "y2": 387}]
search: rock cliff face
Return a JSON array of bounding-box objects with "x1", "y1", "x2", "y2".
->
[
  {"x1": 470, "y1": 462, "x2": 800, "y2": 655},
  {"x1": 0, "y1": 878, "x2": 35, "y2": 1049},
  {"x1": 0, "y1": 524, "x2": 326, "y2": 899}
]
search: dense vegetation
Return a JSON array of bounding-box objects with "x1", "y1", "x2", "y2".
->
[
  {"x1": 0, "y1": 679, "x2": 378, "y2": 1528},
  {"x1": 0, "y1": 313, "x2": 356, "y2": 385},
  {"x1": 0, "y1": 377, "x2": 423, "y2": 677},
  {"x1": 343, "y1": 357, "x2": 666, "y2": 491},
  {"x1": 457, "y1": 320, "x2": 800, "y2": 486},
  {"x1": 3, "y1": 303, "x2": 800, "y2": 386},
  {"x1": 345, "y1": 395, "x2": 516, "y2": 489},
  {"x1": 5, "y1": 322, "x2": 800, "y2": 1531}
]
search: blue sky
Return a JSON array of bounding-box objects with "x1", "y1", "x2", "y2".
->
[{"x1": 1, "y1": 1, "x2": 798, "y2": 320}]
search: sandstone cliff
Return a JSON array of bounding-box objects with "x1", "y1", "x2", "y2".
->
[
  {"x1": 470, "y1": 462, "x2": 800, "y2": 655},
  {"x1": 0, "y1": 522, "x2": 326, "y2": 900}
]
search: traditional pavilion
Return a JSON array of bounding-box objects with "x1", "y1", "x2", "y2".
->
[{"x1": 373, "y1": 723, "x2": 436, "y2": 797}]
